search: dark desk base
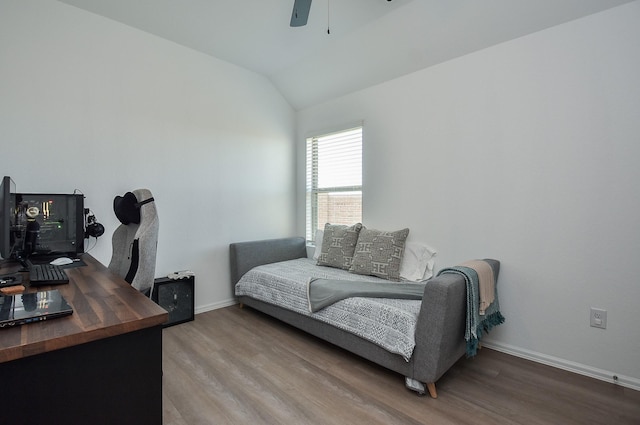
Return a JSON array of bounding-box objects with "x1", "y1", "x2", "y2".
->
[{"x1": 1, "y1": 326, "x2": 163, "y2": 425}]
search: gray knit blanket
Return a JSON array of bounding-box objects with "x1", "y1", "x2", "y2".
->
[{"x1": 307, "y1": 278, "x2": 426, "y2": 313}]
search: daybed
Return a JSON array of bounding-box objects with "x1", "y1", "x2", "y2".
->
[{"x1": 230, "y1": 235, "x2": 501, "y2": 399}]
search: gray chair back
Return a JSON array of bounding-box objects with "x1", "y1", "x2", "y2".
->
[{"x1": 108, "y1": 188, "x2": 159, "y2": 294}]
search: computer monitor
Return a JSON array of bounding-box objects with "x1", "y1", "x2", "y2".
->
[
  {"x1": 11, "y1": 192, "x2": 85, "y2": 259},
  {"x1": 0, "y1": 176, "x2": 15, "y2": 260}
]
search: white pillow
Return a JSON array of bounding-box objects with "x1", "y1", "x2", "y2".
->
[
  {"x1": 312, "y1": 229, "x2": 324, "y2": 260},
  {"x1": 400, "y1": 242, "x2": 437, "y2": 282}
]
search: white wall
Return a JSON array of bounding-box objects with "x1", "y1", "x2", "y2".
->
[
  {"x1": 0, "y1": 0, "x2": 297, "y2": 310},
  {"x1": 297, "y1": 3, "x2": 640, "y2": 388}
]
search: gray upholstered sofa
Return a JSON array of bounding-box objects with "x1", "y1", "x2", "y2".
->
[{"x1": 229, "y1": 236, "x2": 500, "y2": 398}]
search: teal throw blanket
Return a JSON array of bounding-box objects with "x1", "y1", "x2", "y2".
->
[{"x1": 437, "y1": 265, "x2": 505, "y2": 357}]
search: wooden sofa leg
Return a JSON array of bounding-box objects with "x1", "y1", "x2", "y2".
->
[
  {"x1": 426, "y1": 382, "x2": 438, "y2": 399},
  {"x1": 406, "y1": 377, "x2": 437, "y2": 398}
]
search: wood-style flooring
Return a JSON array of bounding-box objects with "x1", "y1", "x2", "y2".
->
[{"x1": 162, "y1": 305, "x2": 640, "y2": 425}]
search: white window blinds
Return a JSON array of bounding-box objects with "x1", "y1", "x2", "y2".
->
[{"x1": 306, "y1": 126, "x2": 362, "y2": 242}]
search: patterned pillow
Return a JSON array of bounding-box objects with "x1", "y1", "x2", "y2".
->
[
  {"x1": 316, "y1": 223, "x2": 363, "y2": 270},
  {"x1": 349, "y1": 227, "x2": 410, "y2": 281}
]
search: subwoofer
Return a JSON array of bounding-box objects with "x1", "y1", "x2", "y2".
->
[{"x1": 151, "y1": 275, "x2": 195, "y2": 327}]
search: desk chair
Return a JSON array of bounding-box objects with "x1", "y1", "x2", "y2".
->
[{"x1": 108, "y1": 189, "x2": 158, "y2": 295}]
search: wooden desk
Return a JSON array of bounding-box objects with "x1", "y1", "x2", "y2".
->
[{"x1": 0, "y1": 255, "x2": 168, "y2": 425}]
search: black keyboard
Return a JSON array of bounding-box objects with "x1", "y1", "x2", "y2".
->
[{"x1": 29, "y1": 264, "x2": 69, "y2": 286}]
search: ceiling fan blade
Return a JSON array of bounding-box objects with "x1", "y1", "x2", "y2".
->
[{"x1": 290, "y1": 0, "x2": 312, "y2": 27}]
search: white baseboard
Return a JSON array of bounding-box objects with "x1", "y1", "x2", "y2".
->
[
  {"x1": 483, "y1": 341, "x2": 640, "y2": 392},
  {"x1": 195, "y1": 298, "x2": 237, "y2": 315}
]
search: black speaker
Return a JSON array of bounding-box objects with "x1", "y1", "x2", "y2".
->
[{"x1": 151, "y1": 275, "x2": 194, "y2": 327}]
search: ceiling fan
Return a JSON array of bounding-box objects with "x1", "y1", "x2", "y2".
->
[
  {"x1": 290, "y1": 0, "x2": 312, "y2": 27},
  {"x1": 290, "y1": 0, "x2": 393, "y2": 28}
]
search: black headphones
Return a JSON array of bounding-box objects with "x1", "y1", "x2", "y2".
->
[
  {"x1": 113, "y1": 191, "x2": 155, "y2": 225},
  {"x1": 85, "y1": 211, "x2": 105, "y2": 238}
]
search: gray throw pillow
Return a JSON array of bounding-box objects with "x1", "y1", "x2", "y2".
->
[
  {"x1": 316, "y1": 223, "x2": 363, "y2": 270},
  {"x1": 349, "y1": 227, "x2": 410, "y2": 281}
]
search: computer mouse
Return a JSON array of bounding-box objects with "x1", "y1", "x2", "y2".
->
[
  {"x1": 50, "y1": 257, "x2": 74, "y2": 266},
  {"x1": 0, "y1": 276, "x2": 16, "y2": 286}
]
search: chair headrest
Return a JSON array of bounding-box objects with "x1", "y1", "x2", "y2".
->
[{"x1": 113, "y1": 191, "x2": 155, "y2": 225}]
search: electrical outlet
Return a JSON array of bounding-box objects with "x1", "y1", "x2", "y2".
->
[{"x1": 590, "y1": 308, "x2": 607, "y2": 329}]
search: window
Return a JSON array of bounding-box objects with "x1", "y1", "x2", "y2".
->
[{"x1": 306, "y1": 126, "x2": 362, "y2": 242}]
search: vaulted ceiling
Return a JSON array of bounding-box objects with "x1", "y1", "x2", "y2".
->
[{"x1": 57, "y1": 0, "x2": 632, "y2": 110}]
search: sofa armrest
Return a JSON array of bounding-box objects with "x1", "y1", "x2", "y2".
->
[
  {"x1": 229, "y1": 237, "x2": 308, "y2": 285},
  {"x1": 412, "y1": 259, "x2": 500, "y2": 383}
]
